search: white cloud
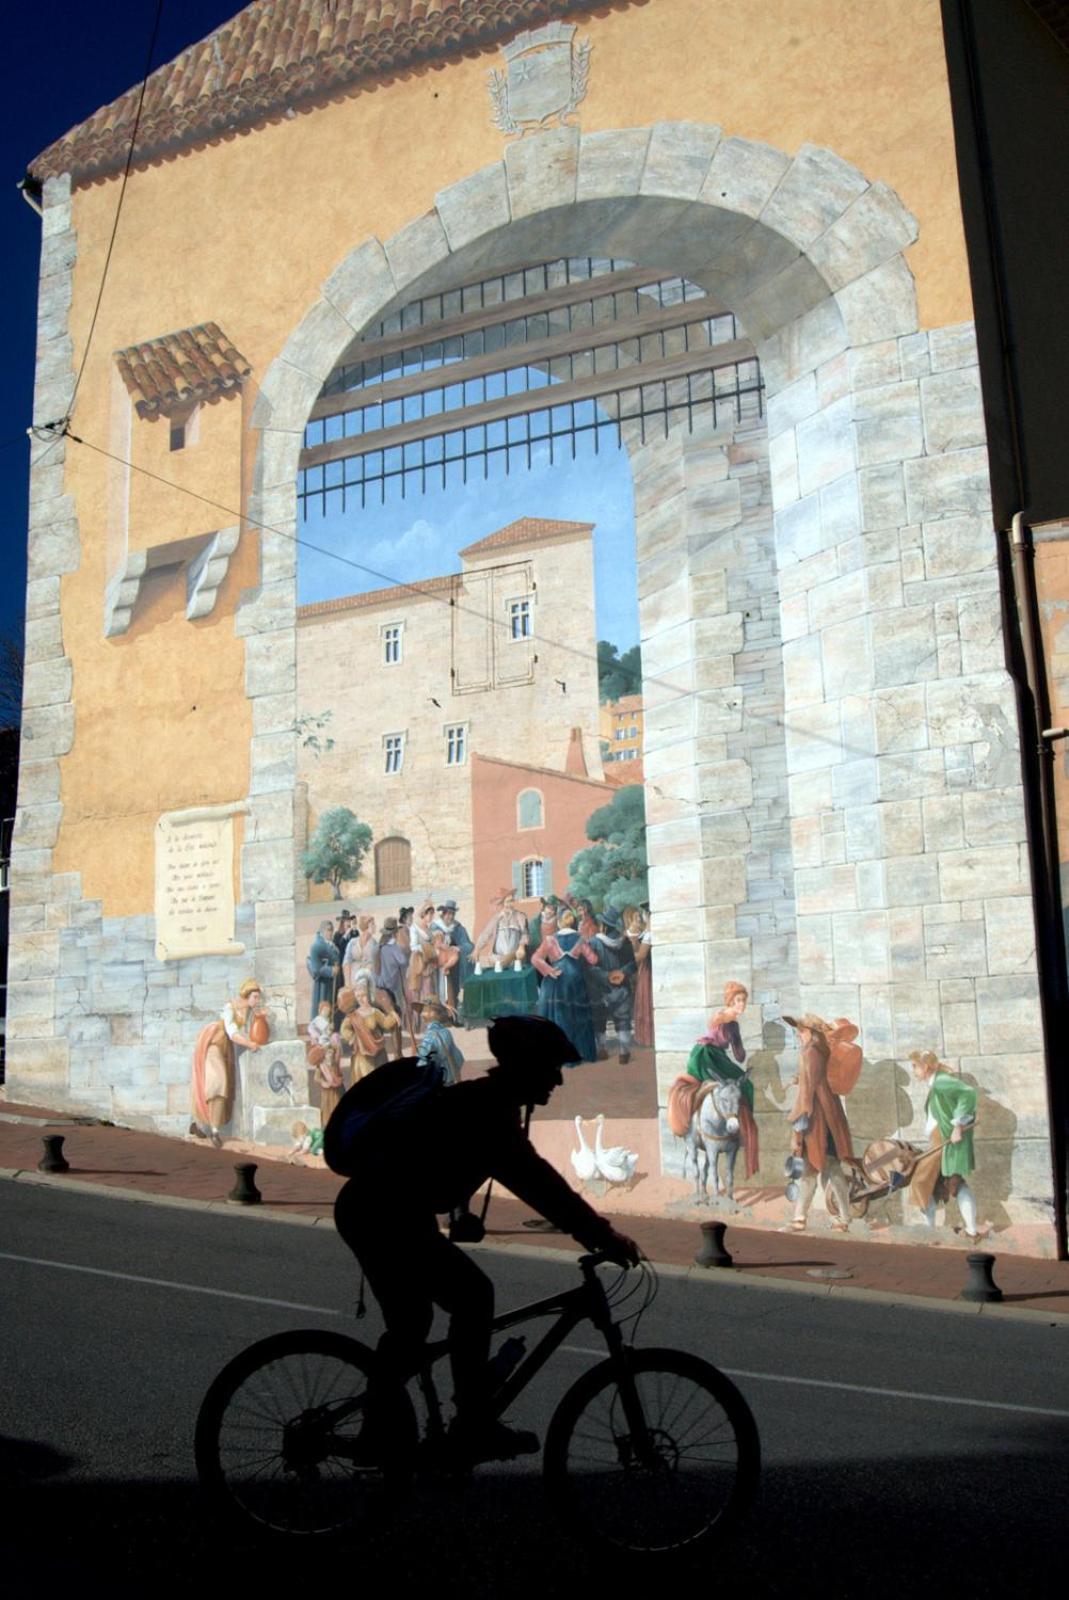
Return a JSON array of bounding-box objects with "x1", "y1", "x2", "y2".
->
[{"x1": 359, "y1": 517, "x2": 451, "y2": 581}]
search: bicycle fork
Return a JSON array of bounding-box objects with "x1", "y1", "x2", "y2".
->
[{"x1": 589, "y1": 1299, "x2": 659, "y2": 1470}]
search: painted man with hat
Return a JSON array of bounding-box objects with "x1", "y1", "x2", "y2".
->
[
  {"x1": 782, "y1": 1012, "x2": 855, "y2": 1231},
  {"x1": 584, "y1": 907, "x2": 638, "y2": 1063},
  {"x1": 527, "y1": 896, "x2": 559, "y2": 971},
  {"x1": 332, "y1": 910, "x2": 354, "y2": 1025},
  {"x1": 907, "y1": 1050, "x2": 984, "y2": 1239},
  {"x1": 433, "y1": 899, "x2": 474, "y2": 1009},
  {"x1": 474, "y1": 888, "x2": 530, "y2": 968},
  {"x1": 374, "y1": 916, "x2": 411, "y2": 1055}
]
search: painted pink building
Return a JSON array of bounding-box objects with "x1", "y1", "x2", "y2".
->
[{"x1": 470, "y1": 749, "x2": 612, "y2": 928}]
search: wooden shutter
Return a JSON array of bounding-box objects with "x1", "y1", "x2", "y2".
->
[{"x1": 376, "y1": 836, "x2": 412, "y2": 894}]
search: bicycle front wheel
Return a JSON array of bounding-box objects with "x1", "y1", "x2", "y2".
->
[
  {"x1": 544, "y1": 1347, "x2": 759, "y2": 1556},
  {"x1": 195, "y1": 1329, "x2": 416, "y2": 1537}
]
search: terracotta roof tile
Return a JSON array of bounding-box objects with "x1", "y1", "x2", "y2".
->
[
  {"x1": 30, "y1": 1, "x2": 634, "y2": 187},
  {"x1": 297, "y1": 514, "x2": 592, "y2": 617},
  {"x1": 297, "y1": 573, "x2": 456, "y2": 619},
  {"x1": 115, "y1": 322, "x2": 251, "y2": 419},
  {"x1": 471, "y1": 752, "x2": 612, "y2": 790},
  {"x1": 458, "y1": 515, "x2": 593, "y2": 559}
]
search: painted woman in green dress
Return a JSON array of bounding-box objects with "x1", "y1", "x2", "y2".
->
[
  {"x1": 908, "y1": 1050, "x2": 984, "y2": 1239},
  {"x1": 683, "y1": 981, "x2": 759, "y2": 1176}
]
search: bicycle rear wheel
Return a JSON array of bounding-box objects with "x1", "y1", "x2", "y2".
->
[
  {"x1": 543, "y1": 1347, "x2": 759, "y2": 1556},
  {"x1": 195, "y1": 1329, "x2": 416, "y2": 1537}
]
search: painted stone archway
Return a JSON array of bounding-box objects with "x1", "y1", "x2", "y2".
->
[{"x1": 235, "y1": 123, "x2": 1048, "y2": 1242}]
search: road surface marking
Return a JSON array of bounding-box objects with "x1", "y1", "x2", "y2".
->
[
  {"x1": 0, "y1": 1249, "x2": 342, "y2": 1318},
  {"x1": 4, "y1": 1253, "x2": 1066, "y2": 1420},
  {"x1": 560, "y1": 1346, "x2": 1069, "y2": 1419}
]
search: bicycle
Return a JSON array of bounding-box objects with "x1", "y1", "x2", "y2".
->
[{"x1": 194, "y1": 1251, "x2": 760, "y2": 1556}]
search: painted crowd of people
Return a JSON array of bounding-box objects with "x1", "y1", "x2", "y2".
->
[
  {"x1": 304, "y1": 890, "x2": 656, "y2": 1071},
  {"x1": 307, "y1": 900, "x2": 475, "y2": 1041}
]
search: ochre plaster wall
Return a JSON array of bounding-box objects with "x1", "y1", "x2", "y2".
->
[
  {"x1": 50, "y1": 0, "x2": 971, "y2": 917},
  {"x1": 126, "y1": 391, "x2": 245, "y2": 554}
]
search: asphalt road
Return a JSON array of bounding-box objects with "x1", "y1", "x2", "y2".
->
[{"x1": 3, "y1": 1182, "x2": 1067, "y2": 1594}]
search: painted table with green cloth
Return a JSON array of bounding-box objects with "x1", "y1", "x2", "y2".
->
[
  {"x1": 686, "y1": 1037, "x2": 755, "y2": 1110},
  {"x1": 460, "y1": 965, "x2": 539, "y2": 1026}
]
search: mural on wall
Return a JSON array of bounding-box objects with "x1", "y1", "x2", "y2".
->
[
  {"x1": 659, "y1": 991, "x2": 1000, "y2": 1240},
  {"x1": 10, "y1": 0, "x2": 1052, "y2": 1257},
  {"x1": 275, "y1": 255, "x2": 1012, "y2": 1252},
  {"x1": 287, "y1": 255, "x2": 667, "y2": 1191}
]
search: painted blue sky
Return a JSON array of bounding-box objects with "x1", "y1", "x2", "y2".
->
[{"x1": 300, "y1": 417, "x2": 640, "y2": 652}]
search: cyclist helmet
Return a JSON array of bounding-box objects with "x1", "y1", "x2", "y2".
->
[{"x1": 487, "y1": 1014, "x2": 579, "y2": 1070}]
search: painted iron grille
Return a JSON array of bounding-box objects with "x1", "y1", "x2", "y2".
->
[
  {"x1": 299, "y1": 367, "x2": 764, "y2": 513},
  {"x1": 298, "y1": 258, "x2": 764, "y2": 515}
]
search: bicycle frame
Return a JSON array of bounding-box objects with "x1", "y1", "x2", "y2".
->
[
  {"x1": 417, "y1": 1253, "x2": 626, "y2": 1423},
  {"x1": 319, "y1": 1254, "x2": 651, "y2": 1463}
]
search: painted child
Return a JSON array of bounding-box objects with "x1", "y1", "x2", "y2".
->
[
  {"x1": 289, "y1": 1120, "x2": 325, "y2": 1163},
  {"x1": 308, "y1": 999, "x2": 344, "y2": 1123},
  {"x1": 417, "y1": 1000, "x2": 466, "y2": 1087}
]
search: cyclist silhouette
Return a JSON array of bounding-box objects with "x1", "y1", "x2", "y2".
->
[{"x1": 333, "y1": 1014, "x2": 641, "y2": 1462}]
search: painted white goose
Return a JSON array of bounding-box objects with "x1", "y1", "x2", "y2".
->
[
  {"x1": 594, "y1": 1114, "x2": 639, "y2": 1185},
  {"x1": 570, "y1": 1115, "x2": 598, "y2": 1184}
]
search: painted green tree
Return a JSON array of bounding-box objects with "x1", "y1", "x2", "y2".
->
[
  {"x1": 300, "y1": 807, "x2": 373, "y2": 900},
  {"x1": 597, "y1": 639, "x2": 642, "y2": 703},
  {"x1": 567, "y1": 784, "x2": 648, "y2": 912}
]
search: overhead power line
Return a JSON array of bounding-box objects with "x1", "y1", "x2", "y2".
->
[
  {"x1": 63, "y1": 0, "x2": 165, "y2": 428},
  {"x1": 63, "y1": 427, "x2": 907, "y2": 809}
]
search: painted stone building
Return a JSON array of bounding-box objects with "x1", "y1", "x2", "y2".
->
[
  {"x1": 10, "y1": 0, "x2": 1061, "y2": 1254},
  {"x1": 296, "y1": 513, "x2": 603, "y2": 914}
]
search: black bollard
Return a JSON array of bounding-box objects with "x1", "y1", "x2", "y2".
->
[
  {"x1": 695, "y1": 1220, "x2": 733, "y2": 1269},
  {"x1": 38, "y1": 1134, "x2": 70, "y2": 1174},
  {"x1": 227, "y1": 1162, "x2": 262, "y2": 1206},
  {"x1": 961, "y1": 1251, "x2": 1002, "y2": 1303}
]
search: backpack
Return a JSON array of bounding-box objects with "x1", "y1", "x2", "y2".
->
[{"x1": 323, "y1": 1057, "x2": 440, "y2": 1177}]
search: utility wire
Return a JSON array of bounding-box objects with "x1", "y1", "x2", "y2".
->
[
  {"x1": 66, "y1": 429, "x2": 701, "y2": 700},
  {"x1": 62, "y1": 0, "x2": 165, "y2": 429},
  {"x1": 64, "y1": 426, "x2": 914, "y2": 808}
]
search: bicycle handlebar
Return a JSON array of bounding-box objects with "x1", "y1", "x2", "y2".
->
[{"x1": 578, "y1": 1249, "x2": 645, "y2": 1272}]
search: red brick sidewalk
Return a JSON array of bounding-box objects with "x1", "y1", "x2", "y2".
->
[{"x1": 3, "y1": 1099, "x2": 1067, "y2": 1317}]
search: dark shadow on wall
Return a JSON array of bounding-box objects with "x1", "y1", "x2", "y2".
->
[{"x1": 966, "y1": 1075, "x2": 1019, "y2": 1232}]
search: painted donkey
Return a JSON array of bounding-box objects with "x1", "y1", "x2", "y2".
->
[{"x1": 682, "y1": 1079, "x2": 744, "y2": 1204}]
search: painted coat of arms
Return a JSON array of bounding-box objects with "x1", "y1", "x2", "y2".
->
[{"x1": 488, "y1": 22, "x2": 592, "y2": 137}]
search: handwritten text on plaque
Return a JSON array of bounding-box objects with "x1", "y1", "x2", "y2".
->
[{"x1": 154, "y1": 806, "x2": 245, "y2": 961}]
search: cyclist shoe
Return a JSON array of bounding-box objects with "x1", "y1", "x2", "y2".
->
[{"x1": 449, "y1": 1419, "x2": 540, "y2": 1465}]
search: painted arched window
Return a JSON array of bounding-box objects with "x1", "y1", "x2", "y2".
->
[
  {"x1": 521, "y1": 858, "x2": 545, "y2": 899},
  {"x1": 375, "y1": 835, "x2": 412, "y2": 894},
  {"x1": 517, "y1": 788, "x2": 543, "y2": 830}
]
